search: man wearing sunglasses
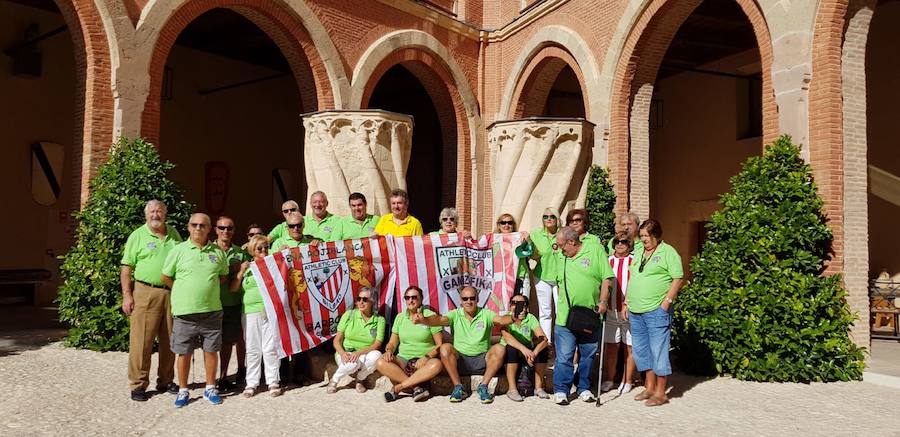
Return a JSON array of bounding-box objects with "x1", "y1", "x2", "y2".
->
[
  {"x1": 213, "y1": 216, "x2": 249, "y2": 392},
  {"x1": 161, "y1": 213, "x2": 230, "y2": 408},
  {"x1": 339, "y1": 192, "x2": 380, "y2": 240},
  {"x1": 121, "y1": 200, "x2": 182, "y2": 401},
  {"x1": 272, "y1": 212, "x2": 316, "y2": 251},
  {"x1": 413, "y1": 286, "x2": 515, "y2": 404},
  {"x1": 267, "y1": 200, "x2": 300, "y2": 242},
  {"x1": 304, "y1": 191, "x2": 344, "y2": 242}
]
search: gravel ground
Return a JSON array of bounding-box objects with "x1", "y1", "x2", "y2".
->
[{"x1": 0, "y1": 342, "x2": 896, "y2": 436}]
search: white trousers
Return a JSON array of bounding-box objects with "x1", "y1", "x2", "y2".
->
[
  {"x1": 242, "y1": 312, "x2": 280, "y2": 388},
  {"x1": 535, "y1": 280, "x2": 558, "y2": 342},
  {"x1": 331, "y1": 350, "x2": 382, "y2": 382}
]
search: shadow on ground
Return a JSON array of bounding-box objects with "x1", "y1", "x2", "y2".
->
[{"x1": 0, "y1": 305, "x2": 67, "y2": 357}]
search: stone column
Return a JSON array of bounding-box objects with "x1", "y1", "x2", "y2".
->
[
  {"x1": 302, "y1": 110, "x2": 413, "y2": 216},
  {"x1": 488, "y1": 118, "x2": 594, "y2": 232}
]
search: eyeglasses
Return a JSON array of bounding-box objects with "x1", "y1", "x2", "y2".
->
[
  {"x1": 248, "y1": 232, "x2": 262, "y2": 237},
  {"x1": 404, "y1": 295, "x2": 420, "y2": 301},
  {"x1": 497, "y1": 221, "x2": 514, "y2": 226},
  {"x1": 282, "y1": 207, "x2": 298, "y2": 214},
  {"x1": 570, "y1": 217, "x2": 584, "y2": 223},
  {"x1": 356, "y1": 296, "x2": 371, "y2": 303},
  {"x1": 287, "y1": 223, "x2": 303, "y2": 229},
  {"x1": 461, "y1": 296, "x2": 477, "y2": 302},
  {"x1": 614, "y1": 239, "x2": 631, "y2": 246},
  {"x1": 189, "y1": 223, "x2": 208, "y2": 229},
  {"x1": 441, "y1": 217, "x2": 456, "y2": 222},
  {"x1": 542, "y1": 215, "x2": 557, "y2": 220},
  {"x1": 256, "y1": 245, "x2": 269, "y2": 251},
  {"x1": 216, "y1": 225, "x2": 234, "y2": 231}
]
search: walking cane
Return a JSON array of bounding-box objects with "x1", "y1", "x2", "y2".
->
[{"x1": 595, "y1": 314, "x2": 607, "y2": 407}]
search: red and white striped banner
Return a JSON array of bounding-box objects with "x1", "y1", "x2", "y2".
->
[{"x1": 251, "y1": 233, "x2": 522, "y2": 358}]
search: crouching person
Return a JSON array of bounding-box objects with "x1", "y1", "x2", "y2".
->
[
  {"x1": 326, "y1": 287, "x2": 384, "y2": 393},
  {"x1": 502, "y1": 293, "x2": 550, "y2": 401},
  {"x1": 413, "y1": 286, "x2": 514, "y2": 403}
]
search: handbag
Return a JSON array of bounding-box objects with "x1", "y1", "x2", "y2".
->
[{"x1": 563, "y1": 257, "x2": 600, "y2": 338}]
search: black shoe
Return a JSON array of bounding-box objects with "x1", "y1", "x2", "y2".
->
[
  {"x1": 217, "y1": 379, "x2": 237, "y2": 392},
  {"x1": 236, "y1": 367, "x2": 247, "y2": 385},
  {"x1": 131, "y1": 388, "x2": 149, "y2": 402},
  {"x1": 156, "y1": 383, "x2": 179, "y2": 395}
]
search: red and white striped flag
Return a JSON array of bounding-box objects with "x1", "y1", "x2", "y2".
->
[{"x1": 250, "y1": 237, "x2": 394, "y2": 358}]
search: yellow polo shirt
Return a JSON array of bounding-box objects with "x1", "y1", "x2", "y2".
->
[{"x1": 374, "y1": 213, "x2": 423, "y2": 237}]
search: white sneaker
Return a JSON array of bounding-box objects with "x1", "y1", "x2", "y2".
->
[
  {"x1": 600, "y1": 380, "x2": 615, "y2": 392},
  {"x1": 578, "y1": 391, "x2": 596, "y2": 402},
  {"x1": 554, "y1": 392, "x2": 569, "y2": 405},
  {"x1": 618, "y1": 382, "x2": 633, "y2": 394}
]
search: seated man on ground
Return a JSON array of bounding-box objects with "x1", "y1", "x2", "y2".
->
[
  {"x1": 413, "y1": 286, "x2": 514, "y2": 404},
  {"x1": 501, "y1": 293, "x2": 550, "y2": 401}
]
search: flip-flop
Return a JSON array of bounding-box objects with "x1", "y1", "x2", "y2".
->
[
  {"x1": 634, "y1": 390, "x2": 651, "y2": 401},
  {"x1": 645, "y1": 396, "x2": 669, "y2": 407}
]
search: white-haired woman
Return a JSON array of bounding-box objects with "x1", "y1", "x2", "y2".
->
[
  {"x1": 430, "y1": 207, "x2": 470, "y2": 238},
  {"x1": 530, "y1": 207, "x2": 560, "y2": 341}
]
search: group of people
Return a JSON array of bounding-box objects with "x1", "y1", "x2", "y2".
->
[{"x1": 121, "y1": 187, "x2": 684, "y2": 408}]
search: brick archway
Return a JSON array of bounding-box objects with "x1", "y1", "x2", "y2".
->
[
  {"x1": 53, "y1": 0, "x2": 114, "y2": 207},
  {"x1": 608, "y1": 0, "x2": 776, "y2": 218},
  {"x1": 508, "y1": 45, "x2": 589, "y2": 119},
  {"x1": 350, "y1": 30, "x2": 483, "y2": 232},
  {"x1": 140, "y1": 0, "x2": 341, "y2": 146}
]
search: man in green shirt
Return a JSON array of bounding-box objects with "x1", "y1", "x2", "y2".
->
[
  {"x1": 607, "y1": 211, "x2": 644, "y2": 255},
  {"x1": 121, "y1": 200, "x2": 182, "y2": 402},
  {"x1": 213, "y1": 216, "x2": 248, "y2": 391},
  {"x1": 267, "y1": 200, "x2": 300, "y2": 241},
  {"x1": 304, "y1": 191, "x2": 343, "y2": 241},
  {"x1": 414, "y1": 286, "x2": 515, "y2": 404},
  {"x1": 162, "y1": 213, "x2": 229, "y2": 408},
  {"x1": 339, "y1": 192, "x2": 379, "y2": 240},
  {"x1": 553, "y1": 226, "x2": 614, "y2": 405},
  {"x1": 272, "y1": 212, "x2": 316, "y2": 250}
]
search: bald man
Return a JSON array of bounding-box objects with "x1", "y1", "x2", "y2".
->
[
  {"x1": 162, "y1": 213, "x2": 229, "y2": 408},
  {"x1": 268, "y1": 200, "x2": 300, "y2": 242}
]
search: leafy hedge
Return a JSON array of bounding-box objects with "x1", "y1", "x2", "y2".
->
[
  {"x1": 57, "y1": 137, "x2": 192, "y2": 351},
  {"x1": 585, "y1": 165, "x2": 616, "y2": 244},
  {"x1": 673, "y1": 135, "x2": 865, "y2": 382}
]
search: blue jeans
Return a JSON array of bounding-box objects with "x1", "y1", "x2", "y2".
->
[
  {"x1": 553, "y1": 325, "x2": 599, "y2": 395},
  {"x1": 629, "y1": 306, "x2": 672, "y2": 376}
]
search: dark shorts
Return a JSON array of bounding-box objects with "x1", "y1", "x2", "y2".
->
[
  {"x1": 457, "y1": 352, "x2": 487, "y2": 376},
  {"x1": 171, "y1": 311, "x2": 223, "y2": 355},
  {"x1": 221, "y1": 305, "x2": 243, "y2": 344},
  {"x1": 504, "y1": 344, "x2": 549, "y2": 365}
]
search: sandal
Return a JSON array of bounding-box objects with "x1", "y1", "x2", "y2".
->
[
  {"x1": 645, "y1": 396, "x2": 669, "y2": 407},
  {"x1": 634, "y1": 390, "x2": 652, "y2": 401},
  {"x1": 242, "y1": 387, "x2": 256, "y2": 398},
  {"x1": 269, "y1": 384, "x2": 283, "y2": 397},
  {"x1": 355, "y1": 382, "x2": 367, "y2": 393},
  {"x1": 326, "y1": 382, "x2": 338, "y2": 394}
]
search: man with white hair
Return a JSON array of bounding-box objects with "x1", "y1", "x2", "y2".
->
[
  {"x1": 608, "y1": 211, "x2": 643, "y2": 255},
  {"x1": 121, "y1": 200, "x2": 182, "y2": 402},
  {"x1": 267, "y1": 200, "x2": 300, "y2": 242},
  {"x1": 304, "y1": 191, "x2": 343, "y2": 242}
]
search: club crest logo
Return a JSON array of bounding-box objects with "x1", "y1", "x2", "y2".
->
[
  {"x1": 208, "y1": 254, "x2": 219, "y2": 263},
  {"x1": 435, "y1": 246, "x2": 494, "y2": 307},
  {"x1": 147, "y1": 242, "x2": 157, "y2": 250},
  {"x1": 581, "y1": 258, "x2": 591, "y2": 268},
  {"x1": 302, "y1": 257, "x2": 351, "y2": 313},
  {"x1": 475, "y1": 320, "x2": 486, "y2": 331}
]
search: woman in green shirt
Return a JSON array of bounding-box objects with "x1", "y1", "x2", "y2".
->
[
  {"x1": 326, "y1": 287, "x2": 385, "y2": 394},
  {"x1": 376, "y1": 286, "x2": 444, "y2": 402},
  {"x1": 231, "y1": 235, "x2": 282, "y2": 398},
  {"x1": 529, "y1": 207, "x2": 561, "y2": 342},
  {"x1": 502, "y1": 293, "x2": 550, "y2": 401},
  {"x1": 625, "y1": 219, "x2": 684, "y2": 407}
]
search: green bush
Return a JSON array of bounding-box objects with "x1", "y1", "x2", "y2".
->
[
  {"x1": 673, "y1": 135, "x2": 865, "y2": 382},
  {"x1": 57, "y1": 137, "x2": 192, "y2": 351},
  {"x1": 585, "y1": 165, "x2": 616, "y2": 244}
]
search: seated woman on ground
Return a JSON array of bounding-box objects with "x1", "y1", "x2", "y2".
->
[
  {"x1": 501, "y1": 293, "x2": 550, "y2": 401},
  {"x1": 376, "y1": 286, "x2": 444, "y2": 402},
  {"x1": 326, "y1": 287, "x2": 385, "y2": 394}
]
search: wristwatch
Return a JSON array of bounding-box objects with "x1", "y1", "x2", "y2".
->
[{"x1": 665, "y1": 297, "x2": 674, "y2": 305}]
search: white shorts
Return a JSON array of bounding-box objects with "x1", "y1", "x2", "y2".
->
[{"x1": 603, "y1": 312, "x2": 632, "y2": 345}]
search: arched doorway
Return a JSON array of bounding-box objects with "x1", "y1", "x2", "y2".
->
[
  {"x1": 157, "y1": 8, "x2": 308, "y2": 234},
  {"x1": 0, "y1": 0, "x2": 77, "y2": 305},
  {"x1": 366, "y1": 64, "x2": 457, "y2": 232}
]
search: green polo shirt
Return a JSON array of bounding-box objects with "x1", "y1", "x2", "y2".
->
[
  {"x1": 607, "y1": 237, "x2": 644, "y2": 257},
  {"x1": 530, "y1": 227, "x2": 559, "y2": 283},
  {"x1": 339, "y1": 214, "x2": 379, "y2": 240},
  {"x1": 218, "y1": 243, "x2": 248, "y2": 307},
  {"x1": 627, "y1": 241, "x2": 683, "y2": 313},
  {"x1": 500, "y1": 313, "x2": 541, "y2": 348},
  {"x1": 555, "y1": 242, "x2": 614, "y2": 326},
  {"x1": 163, "y1": 241, "x2": 228, "y2": 316},
  {"x1": 337, "y1": 309, "x2": 385, "y2": 351},
  {"x1": 272, "y1": 235, "x2": 315, "y2": 251},
  {"x1": 268, "y1": 222, "x2": 287, "y2": 241},
  {"x1": 392, "y1": 309, "x2": 442, "y2": 360},
  {"x1": 241, "y1": 272, "x2": 265, "y2": 314},
  {"x1": 304, "y1": 213, "x2": 343, "y2": 241},
  {"x1": 581, "y1": 232, "x2": 604, "y2": 253},
  {"x1": 121, "y1": 224, "x2": 182, "y2": 286},
  {"x1": 447, "y1": 308, "x2": 497, "y2": 356}
]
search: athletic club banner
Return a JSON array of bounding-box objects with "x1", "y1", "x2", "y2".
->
[{"x1": 251, "y1": 233, "x2": 523, "y2": 358}]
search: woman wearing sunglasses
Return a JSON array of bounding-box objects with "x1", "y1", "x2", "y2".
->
[
  {"x1": 231, "y1": 235, "x2": 282, "y2": 398},
  {"x1": 376, "y1": 286, "x2": 444, "y2": 402},
  {"x1": 530, "y1": 207, "x2": 561, "y2": 342},
  {"x1": 429, "y1": 207, "x2": 471, "y2": 239},
  {"x1": 625, "y1": 219, "x2": 684, "y2": 407},
  {"x1": 496, "y1": 213, "x2": 531, "y2": 296},
  {"x1": 326, "y1": 287, "x2": 385, "y2": 394}
]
